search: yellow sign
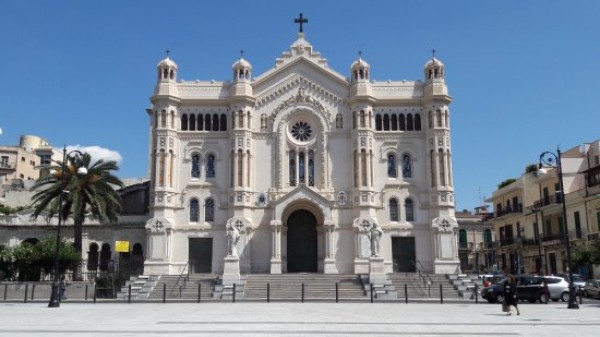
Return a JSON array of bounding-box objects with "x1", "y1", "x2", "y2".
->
[{"x1": 115, "y1": 241, "x2": 130, "y2": 253}]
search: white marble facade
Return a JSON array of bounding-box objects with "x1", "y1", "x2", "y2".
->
[{"x1": 144, "y1": 31, "x2": 459, "y2": 276}]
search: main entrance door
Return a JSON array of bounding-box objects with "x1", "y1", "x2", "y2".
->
[
  {"x1": 286, "y1": 209, "x2": 318, "y2": 272},
  {"x1": 392, "y1": 237, "x2": 416, "y2": 272},
  {"x1": 189, "y1": 238, "x2": 212, "y2": 273}
]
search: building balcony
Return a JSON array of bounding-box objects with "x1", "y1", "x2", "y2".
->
[
  {"x1": 533, "y1": 195, "x2": 562, "y2": 208},
  {"x1": 585, "y1": 165, "x2": 600, "y2": 188},
  {"x1": 499, "y1": 238, "x2": 515, "y2": 247},
  {"x1": 495, "y1": 204, "x2": 523, "y2": 218}
]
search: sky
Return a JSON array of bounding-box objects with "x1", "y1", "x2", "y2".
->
[{"x1": 1, "y1": 0, "x2": 599, "y2": 212}]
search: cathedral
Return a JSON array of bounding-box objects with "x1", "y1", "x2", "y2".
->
[{"x1": 144, "y1": 22, "x2": 459, "y2": 278}]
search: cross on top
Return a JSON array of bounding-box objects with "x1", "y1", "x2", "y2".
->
[
  {"x1": 294, "y1": 13, "x2": 308, "y2": 33},
  {"x1": 166, "y1": 50, "x2": 170, "y2": 58},
  {"x1": 431, "y1": 48, "x2": 436, "y2": 58}
]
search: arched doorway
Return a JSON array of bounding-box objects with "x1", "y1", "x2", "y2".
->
[{"x1": 287, "y1": 209, "x2": 318, "y2": 272}]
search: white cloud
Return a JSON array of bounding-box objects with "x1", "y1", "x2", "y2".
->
[{"x1": 64, "y1": 145, "x2": 123, "y2": 164}]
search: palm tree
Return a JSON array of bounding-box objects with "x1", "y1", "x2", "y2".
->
[{"x1": 31, "y1": 151, "x2": 124, "y2": 278}]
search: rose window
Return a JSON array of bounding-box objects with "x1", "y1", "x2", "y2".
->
[{"x1": 291, "y1": 121, "x2": 312, "y2": 141}]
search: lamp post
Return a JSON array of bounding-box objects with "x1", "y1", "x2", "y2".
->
[
  {"x1": 538, "y1": 147, "x2": 579, "y2": 309},
  {"x1": 48, "y1": 147, "x2": 87, "y2": 308}
]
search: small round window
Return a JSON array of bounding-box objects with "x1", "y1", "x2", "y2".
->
[{"x1": 291, "y1": 121, "x2": 312, "y2": 141}]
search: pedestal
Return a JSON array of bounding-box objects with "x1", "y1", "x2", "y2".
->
[
  {"x1": 323, "y1": 258, "x2": 338, "y2": 274},
  {"x1": 222, "y1": 256, "x2": 240, "y2": 286},
  {"x1": 270, "y1": 258, "x2": 282, "y2": 274},
  {"x1": 368, "y1": 256, "x2": 386, "y2": 286}
]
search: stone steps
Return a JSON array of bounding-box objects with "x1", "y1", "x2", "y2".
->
[{"x1": 243, "y1": 274, "x2": 366, "y2": 300}]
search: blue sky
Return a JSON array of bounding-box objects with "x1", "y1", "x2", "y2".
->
[{"x1": 1, "y1": 0, "x2": 598, "y2": 212}]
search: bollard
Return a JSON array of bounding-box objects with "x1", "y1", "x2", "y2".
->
[
  {"x1": 4, "y1": 284, "x2": 7, "y2": 300},
  {"x1": 24, "y1": 284, "x2": 28, "y2": 303},
  {"x1": 428, "y1": 285, "x2": 431, "y2": 296},
  {"x1": 404, "y1": 284, "x2": 408, "y2": 304},
  {"x1": 474, "y1": 285, "x2": 478, "y2": 304},
  {"x1": 370, "y1": 283, "x2": 374, "y2": 303},
  {"x1": 301, "y1": 283, "x2": 305, "y2": 303},
  {"x1": 439, "y1": 284, "x2": 443, "y2": 304},
  {"x1": 93, "y1": 284, "x2": 97, "y2": 303},
  {"x1": 200, "y1": 283, "x2": 203, "y2": 303},
  {"x1": 267, "y1": 283, "x2": 270, "y2": 303},
  {"x1": 85, "y1": 284, "x2": 88, "y2": 301},
  {"x1": 335, "y1": 283, "x2": 339, "y2": 303},
  {"x1": 233, "y1": 284, "x2": 236, "y2": 303},
  {"x1": 128, "y1": 284, "x2": 132, "y2": 303},
  {"x1": 162, "y1": 283, "x2": 166, "y2": 303},
  {"x1": 579, "y1": 288, "x2": 583, "y2": 305},
  {"x1": 31, "y1": 284, "x2": 35, "y2": 301}
]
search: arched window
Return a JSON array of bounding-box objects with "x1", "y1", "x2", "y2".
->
[
  {"x1": 405, "y1": 198, "x2": 414, "y2": 221},
  {"x1": 391, "y1": 114, "x2": 398, "y2": 131},
  {"x1": 190, "y1": 198, "x2": 199, "y2": 222},
  {"x1": 459, "y1": 229, "x2": 468, "y2": 248},
  {"x1": 289, "y1": 150, "x2": 296, "y2": 186},
  {"x1": 308, "y1": 150, "x2": 315, "y2": 186},
  {"x1": 170, "y1": 111, "x2": 175, "y2": 129},
  {"x1": 205, "y1": 114, "x2": 212, "y2": 131},
  {"x1": 359, "y1": 110, "x2": 365, "y2": 127},
  {"x1": 161, "y1": 110, "x2": 166, "y2": 128},
  {"x1": 484, "y1": 229, "x2": 492, "y2": 248},
  {"x1": 163, "y1": 68, "x2": 168, "y2": 79},
  {"x1": 444, "y1": 110, "x2": 449, "y2": 128},
  {"x1": 436, "y1": 110, "x2": 442, "y2": 127},
  {"x1": 99, "y1": 243, "x2": 111, "y2": 271},
  {"x1": 407, "y1": 114, "x2": 414, "y2": 131},
  {"x1": 213, "y1": 114, "x2": 219, "y2": 131},
  {"x1": 220, "y1": 114, "x2": 227, "y2": 131},
  {"x1": 181, "y1": 114, "x2": 188, "y2": 131},
  {"x1": 87, "y1": 243, "x2": 99, "y2": 272},
  {"x1": 399, "y1": 114, "x2": 406, "y2": 131},
  {"x1": 389, "y1": 198, "x2": 399, "y2": 222},
  {"x1": 352, "y1": 111, "x2": 357, "y2": 129},
  {"x1": 438, "y1": 149, "x2": 446, "y2": 185},
  {"x1": 191, "y1": 153, "x2": 201, "y2": 178},
  {"x1": 414, "y1": 114, "x2": 421, "y2": 130},
  {"x1": 169, "y1": 69, "x2": 174, "y2": 79},
  {"x1": 402, "y1": 154, "x2": 412, "y2": 178},
  {"x1": 375, "y1": 115, "x2": 382, "y2": 131},
  {"x1": 238, "y1": 110, "x2": 244, "y2": 128},
  {"x1": 387, "y1": 153, "x2": 397, "y2": 178},
  {"x1": 237, "y1": 149, "x2": 243, "y2": 186},
  {"x1": 428, "y1": 111, "x2": 433, "y2": 129},
  {"x1": 383, "y1": 114, "x2": 390, "y2": 131},
  {"x1": 206, "y1": 154, "x2": 216, "y2": 178},
  {"x1": 205, "y1": 198, "x2": 215, "y2": 221},
  {"x1": 158, "y1": 149, "x2": 165, "y2": 186},
  {"x1": 189, "y1": 114, "x2": 196, "y2": 131},
  {"x1": 299, "y1": 152, "x2": 306, "y2": 184},
  {"x1": 336, "y1": 113, "x2": 343, "y2": 129}
]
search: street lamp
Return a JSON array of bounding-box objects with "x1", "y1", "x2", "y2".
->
[
  {"x1": 48, "y1": 147, "x2": 87, "y2": 308},
  {"x1": 538, "y1": 147, "x2": 579, "y2": 309}
]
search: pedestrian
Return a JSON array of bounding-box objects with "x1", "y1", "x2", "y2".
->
[
  {"x1": 59, "y1": 275, "x2": 68, "y2": 301},
  {"x1": 503, "y1": 275, "x2": 520, "y2": 315}
]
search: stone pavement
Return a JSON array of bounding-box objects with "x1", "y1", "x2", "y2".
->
[{"x1": 0, "y1": 301, "x2": 599, "y2": 336}]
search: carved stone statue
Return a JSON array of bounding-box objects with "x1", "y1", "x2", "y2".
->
[
  {"x1": 226, "y1": 223, "x2": 241, "y2": 256},
  {"x1": 368, "y1": 223, "x2": 383, "y2": 256}
]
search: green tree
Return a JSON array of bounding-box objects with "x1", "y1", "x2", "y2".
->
[{"x1": 31, "y1": 152, "x2": 124, "y2": 279}]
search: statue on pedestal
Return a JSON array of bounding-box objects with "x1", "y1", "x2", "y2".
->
[
  {"x1": 368, "y1": 223, "x2": 383, "y2": 257},
  {"x1": 226, "y1": 221, "x2": 241, "y2": 257}
]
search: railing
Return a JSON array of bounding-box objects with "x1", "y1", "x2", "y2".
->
[
  {"x1": 534, "y1": 195, "x2": 562, "y2": 208},
  {"x1": 171, "y1": 261, "x2": 191, "y2": 296},
  {"x1": 414, "y1": 259, "x2": 433, "y2": 288},
  {"x1": 499, "y1": 238, "x2": 515, "y2": 246},
  {"x1": 495, "y1": 204, "x2": 523, "y2": 217}
]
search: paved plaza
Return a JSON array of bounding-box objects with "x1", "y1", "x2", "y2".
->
[{"x1": 0, "y1": 301, "x2": 599, "y2": 336}]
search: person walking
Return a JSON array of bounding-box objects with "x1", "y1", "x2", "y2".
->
[
  {"x1": 58, "y1": 275, "x2": 68, "y2": 301},
  {"x1": 503, "y1": 275, "x2": 520, "y2": 315}
]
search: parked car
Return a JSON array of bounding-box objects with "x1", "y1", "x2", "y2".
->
[
  {"x1": 481, "y1": 275, "x2": 548, "y2": 303},
  {"x1": 556, "y1": 273, "x2": 586, "y2": 292},
  {"x1": 583, "y1": 279, "x2": 600, "y2": 298},
  {"x1": 543, "y1": 276, "x2": 570, "y2": 302}
]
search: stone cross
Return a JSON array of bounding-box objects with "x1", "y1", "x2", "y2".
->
[{"x1": 294, "y1": 13, "x2": 308, "y2": 33}]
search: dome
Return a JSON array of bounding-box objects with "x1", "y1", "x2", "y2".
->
[
  {"x1": 424, "y1": 57, "x2": 444, "y2": 69},
  {"x1": 232, "y1": 57, "x2": 252, "y2": 70},
  {"x1": 350, "y1": 57, "x2": 370, "y2": 70},
  {"x1": 157, "y1": 56, "x2": 178, "y2": 69}
]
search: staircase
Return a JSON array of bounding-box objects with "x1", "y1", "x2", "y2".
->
[
  {"x1": 146, "y1": 274, "x2": 218, "y2": 301},
  {"x1": 388, "y1": 273, "x2": 464, "y2": 300},
  {"x1": 448, "y1": 273, "x2": 483, "y2": 298},
  {"x1": 117, "y1": 275, "x2": 159, "y2": 300},
  {"x1": 243, "y1": 274, "x2": 367, "y2": 301}
]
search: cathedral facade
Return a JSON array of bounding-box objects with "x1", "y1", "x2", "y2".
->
[{"x1": 144, "y1": 31, "x2": 459, "y2": 276}]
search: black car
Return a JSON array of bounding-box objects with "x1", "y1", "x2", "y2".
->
[{"x1": 481, "y1": 275, "x2": 548, "y2": 303}]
